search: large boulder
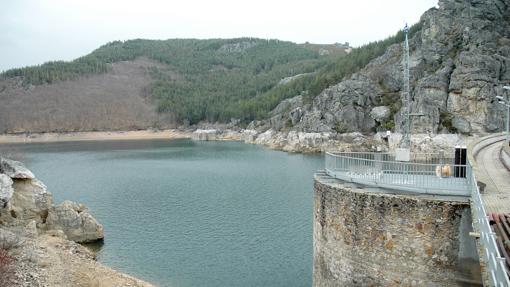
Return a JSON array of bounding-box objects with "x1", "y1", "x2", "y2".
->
[
  {"x1": 370, "y1": 106, "x2": 391, "y2": 122},
  {"x1": 452, "y1": 116, "x2": 472, "y2": 134},
  {"x1": 191, "y1": 129, "x2": 217, "y2": 141},
  {"x1": 0, "y1": 158, "x2": 35, "y2": 179},
  {"x1": 0, "y1": 158, "x2": 106, "y2": 245},
  {"x1": 0, "y1": 174, "x2": 13, "y2": 208},
  {"x1": 242, "y1": 129, "x2": 258, "y2": 143},
  {"x1": 8, "y1": 179, "x2": 52, "y2": 223},
  {"x1": 46, "y1": 200, "x2": 104, "y2": 243}
]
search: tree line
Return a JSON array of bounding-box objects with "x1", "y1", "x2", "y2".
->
[{"x1": 1, "y1": 24, "x2": 422, "y2": 125}]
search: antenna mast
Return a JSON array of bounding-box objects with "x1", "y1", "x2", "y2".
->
[{"x1": 400, "y1": 24, "x2": 411, "y2": 149}]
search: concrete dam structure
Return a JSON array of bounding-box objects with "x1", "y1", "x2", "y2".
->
[
  {"x1": 312, "y1": 151, "x2": 485, "y2": 286},
  {"x1": 313, "y1": 173, "x2": 479, "y2": 286}
]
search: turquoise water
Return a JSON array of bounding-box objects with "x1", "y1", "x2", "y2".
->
[{"x1": 10, "y1": 139, "x2": 322, "y2": 287}]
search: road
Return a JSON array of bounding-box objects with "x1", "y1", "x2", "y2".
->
[{"x1": 475, "y1": 140, "x2": 510, "y2": 213}]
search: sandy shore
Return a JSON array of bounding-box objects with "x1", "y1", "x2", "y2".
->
[{"x1": 0, "y1": 129, "x2": 192, "y2": 144}]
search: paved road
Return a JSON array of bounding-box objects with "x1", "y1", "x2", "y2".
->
[{"x1": 475, "y1": 141, "x2": 510, "y2": 213}]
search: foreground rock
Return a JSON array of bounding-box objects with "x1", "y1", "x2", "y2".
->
[
  {"x1": 46, "y1": 201, "x2": 104, "y2": 243},
  {"x1": 5, "y1": 178, "x2": 52, "y2": 224},
  {"x1": 0, "y1": 158, "x2": 152, "y2": 286},
  {"x1": 0, "y1": 174, "x2": 14, "y2": 208},
  {"x1": 191, "y1": 129, "x2": 218, "y2": 141},
  {"x1": 0, "y1": 158, "x2": 35, "y2": 179}
]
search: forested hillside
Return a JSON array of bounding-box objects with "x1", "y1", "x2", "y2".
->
[
  {"x1": 1, "y1": 38, "x2": 346, "y2": 128},
  {"x1": 0, "y1": 31, "x2": 422, "y2": 133}
]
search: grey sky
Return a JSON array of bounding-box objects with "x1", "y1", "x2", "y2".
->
[{"x1": 0, "y1": 0, "x2": 438, "y2": 72}]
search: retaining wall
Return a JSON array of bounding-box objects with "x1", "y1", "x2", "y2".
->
[{"x1": 313, "y1": 172, "x2": 481, "y2": 286}]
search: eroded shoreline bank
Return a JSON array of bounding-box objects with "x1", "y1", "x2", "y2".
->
[
  {"x1": 0, "y1": 130, "x2": 192, "y2": 144},
  {"x1": 0, "y1": 128, "x2": 471, "y2": 155}
]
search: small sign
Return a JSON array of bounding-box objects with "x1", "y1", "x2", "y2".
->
[{"x1": 395, "y1": 148, "x2": 411, "y2": 162}]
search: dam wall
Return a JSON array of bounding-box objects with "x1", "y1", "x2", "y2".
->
[{"x1": 313, "y1": 172, "x2": 480, "y2": 286}]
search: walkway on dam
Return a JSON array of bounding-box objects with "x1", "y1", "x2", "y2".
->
[{"x1": 474, "y1": 140, "x2": 510, "y2": 213}]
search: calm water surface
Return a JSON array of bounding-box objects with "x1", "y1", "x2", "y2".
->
[{"x1": 7, "y1": 139, "x2": 322, "y2": 287}]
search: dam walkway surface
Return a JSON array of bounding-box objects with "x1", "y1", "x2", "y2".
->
[
  {"x1": 325, "y1": 139, "x2": 510, "y2": 287},
  {"x1": 474, "y1": 139, "x2": 510, "y2": 213}
]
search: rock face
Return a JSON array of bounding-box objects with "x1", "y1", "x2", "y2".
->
[
  {"x1": 218, "y1": 41, "x2": 258, "y2": 53},
  {"x1": 46, "y1": 201, "x2": 104, "y2": 243},
  {"x1": 370, "y1": 106, "x2": 391, "y2": 122},
  {"x1": 0, "y1": 174, "x2": 14, "y2": 208},
  {"x1": 299, "y1": 74, "x2": 381, "y2": 133},
  {"x1": 0, "y1": 158, "x2": 35, "y2": 179},
  {"x1": 452, "y1": 116, "x2": 472, "y2": 134},
  {"x1": 0, "y1": 158, "x2": 103, "y2": 243},
  {"x1": 243, "y1": 129, "x2": 388, "y2": 153},
  {"x1": 191, "y1": 129, "x2": 218, "y2": 141},
  {"x1": 260, "y1": 0, "x2": 510, "y2": 135},
  {"x1": 387, "y1": 132, "x2": 465, "y2": 154},
  {"x1": 8, "y1": 179, "x2": 52, "y2": 223}
]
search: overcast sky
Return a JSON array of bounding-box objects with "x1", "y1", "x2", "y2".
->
[{"x1": 0, "y1": 0, "x2": 438, "y2": 72}]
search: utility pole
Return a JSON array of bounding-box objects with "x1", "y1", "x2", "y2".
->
[
  {"x1": 396, "y1": 23, "x2": 423, "y2": 162},
  {"x1": 400, "y1": 24, "x2": 411, "y2": 150},
  {"x1": 499, "y1": 86, "x2": 510, "y2": 146}
]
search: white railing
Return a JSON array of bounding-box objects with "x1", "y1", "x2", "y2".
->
[
  {"x1": 325, "y1": 152, "x2": 471, "y2": 196},
  {"x1": 324, "y1": 151, "x2": 510, "y2": 286},
  {"x1": 470, "y1": 171, "x2": 510, "y2": 287}
]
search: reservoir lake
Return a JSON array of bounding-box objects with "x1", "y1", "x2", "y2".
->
[{"x1": 8, "y1": 139, "x2": 323, "y2": 287}]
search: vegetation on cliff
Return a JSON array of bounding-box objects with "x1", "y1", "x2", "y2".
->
[{"x1": 1, "y1": 24, "x2": 421, "y2": 127}]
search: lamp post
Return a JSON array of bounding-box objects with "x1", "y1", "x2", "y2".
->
[{"x1": 498, "y1": 85, "x2": 510, "y2": 145}]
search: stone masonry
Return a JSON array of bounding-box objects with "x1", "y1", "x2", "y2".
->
[{"x1": 313, "y1": 172, "x2": 480, "y2": 286}]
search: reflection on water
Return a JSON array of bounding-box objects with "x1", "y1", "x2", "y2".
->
[{"x1": 4, "y1": 139, "x2": 322, "y2": 287}]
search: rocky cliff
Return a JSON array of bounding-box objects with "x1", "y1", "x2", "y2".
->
[
  {"x1": 0, "y1": 158, "x2": 152, "y2": 286},
  {"x1": 260, "y1": 0, "x2": 510, "y2": 136}
]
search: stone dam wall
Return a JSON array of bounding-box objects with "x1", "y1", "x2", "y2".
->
[{"x1": 313, "y1": 172, "x2": 481, "y2": 286}]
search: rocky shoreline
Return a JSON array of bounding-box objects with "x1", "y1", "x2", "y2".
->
[
  {"x1": 0, "y1": 158, "x2": 153, "y2": 287},
  {"x1": 191, "y1": 127, "x2": 468, "y2": 154},
  {"x1": 0, "y1": 127, "x2": 469, "y2": 155}
]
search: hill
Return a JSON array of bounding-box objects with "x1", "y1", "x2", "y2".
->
[
  {"x1": 261, "y1": 0, "x2": 510, "y2": 135},
  {"x1": 3, "y1": 0, "x2": 505, "y2": 136},
  {"x1": 0, "y1": 38, "x2": 348, "y2": 133}
]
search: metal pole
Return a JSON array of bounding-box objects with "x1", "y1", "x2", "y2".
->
[
  {"x1": 504, "y1": 86, "x2": 510, "y2": 145},
  {"x1": 507, "y1": 105, "x2": 509, "y2": 146},
  {"x1": 400, "y1": 24, "x2": 410, "y2": 149}
]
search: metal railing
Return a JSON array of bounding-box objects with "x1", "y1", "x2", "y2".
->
[
  {"x1": 325, "y1": 152, "x2": 471, "y2": 196},
  {"x1": 324, "y1": 151, "x2": 510, "y2": 286},
  {"x1": 470, "y1": 171, "x2": 510, "y2": 287}
]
